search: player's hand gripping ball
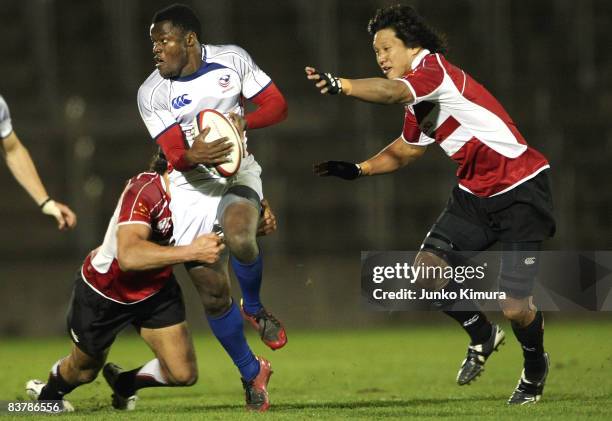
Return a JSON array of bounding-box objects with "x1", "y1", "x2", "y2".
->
[{"x1": 193, "y1": 109, "x2": 244, "y2": 177}]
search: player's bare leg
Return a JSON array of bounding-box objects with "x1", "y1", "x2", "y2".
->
[
  {"x1": 223, "y1": 200, "x2": 287, "y2": 350},
  {"x1": 103, "y1": 322, "x2": 198, "y2": 410},
  {"x1": 26, "y1": 345, "x2": 106, "y2": 411},
  {"x1": 500, "y1": 296, "x2": 549, "y2": 404},
  {"x1": 188, "y1": 251, "x2": 233, "y2": 317},
  {"x1": 188, "y1": 254, "x2": 273, "y2": 411}
]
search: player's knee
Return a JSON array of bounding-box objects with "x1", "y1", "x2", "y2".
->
[
  {"x1": 201, "y1": 295, "x2": 231, "y2": 316},
  {"x1": 167, "y1": 366, "x2": 198, "y2": 386},
  {"x1": 225, "y1": 230, "x2": 257, "y2": 262},
  {"x1": 413, "y1": 250, "x2": 451, "y2": 290},
  {"x1": 499, "y1": 298, "x2": 533, "y2": 324},
  {"x1": 200, "y1": 284, "x2": 231, "y2": 316}
]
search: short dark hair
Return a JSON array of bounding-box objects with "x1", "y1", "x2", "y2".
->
[
  {"x1": 149, "y1": 150, "x2": 168, "y2": 175},
  {"x1": 152, "y1": 3, "x2": 202, "y2": 41},
  {"x1": 368, "y1": 4, "x2": 447, "y2": 54}
]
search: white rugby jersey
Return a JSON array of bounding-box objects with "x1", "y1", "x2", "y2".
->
[
  {"x1": 138, "y1": 44, "x2": 271, "y2": 187},
  {"x1": 0, "y1": 95, "x2": 13, "y2": 139}
]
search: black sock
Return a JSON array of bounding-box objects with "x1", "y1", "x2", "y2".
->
[
  {"x1": 511, "y1": 311, "x2": 546, "y2": 378},
  {"x1": 39, "y1": 367, "x2": 78, "y2": 400},
  {"x1": 444, "y1": 308, "x2": 492, "y2": 344},
  {"x1": 114, "y1": 367, "x2": 142, "y2": 397}
]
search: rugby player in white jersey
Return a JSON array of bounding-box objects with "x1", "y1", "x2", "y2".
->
[
  {"x1": 306, "y1": 4, "x2": 555, "y2": 405},
  {"x1": 137, "y1": 4, "x2": 287, "y2": 411},
  {"x1": 26, "y1": 154, "x2": 224, "y2": 412},
  {"x1": 0, "y1": 94, "x2": 76, "y2": 230}
]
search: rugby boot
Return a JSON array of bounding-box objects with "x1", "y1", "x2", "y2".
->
[
  {"x1": 241, "y1": 299, "x2": 287, "y2": 350},
  {"x1": 456, "y1": 324, "x2": 505, "y2": 385},
  {"x1": 508, "y1": 352, "x2": 550, "y2": 405},
  {"x1": 103, "y1": 363, "x2": 138, "y2": 410},
  {"x1": 242, "y1": 357, "x2": 272, "y2": 412},
  {"x1": 25, "y1": 379, "x2": 74, "y2": 412}
]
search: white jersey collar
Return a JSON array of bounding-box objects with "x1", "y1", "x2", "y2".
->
[{"x1": 411, "y1": 49, "x2": 431, "y2": 70}]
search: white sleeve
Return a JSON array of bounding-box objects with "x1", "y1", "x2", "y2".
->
[
  {"x1": 229, "y1": 46, "x2": 272, "y2": 99},
  {"x1": 0, "y1": 96, "x2": 13, "y2": 139},
  {"x1": 137, "y1": 82, "x2": 178, "y2": 139}
]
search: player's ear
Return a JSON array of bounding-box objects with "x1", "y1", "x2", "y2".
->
[{"x1": 186, "y1": 31, "x2": 197, "y2": 47}]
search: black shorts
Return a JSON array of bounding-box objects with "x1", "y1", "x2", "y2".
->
[
  {"x1": 428, "y1": 170, "x2": 555, "y2": 250},
  {"x1": 423, "y1": 170, "x2": 556, "y2": 297},
  {"x1": 66, "y1": 273, "x2": 186, "y2": 357}
]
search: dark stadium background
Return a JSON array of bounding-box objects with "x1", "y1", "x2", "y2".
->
[{"x1": 1, "y1": 0, "x2": 611, "y2": 336}]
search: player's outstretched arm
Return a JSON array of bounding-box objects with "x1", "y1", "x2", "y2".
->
[
  {"x1": 313, "y1": 137, "x2": 426, "y2": 180},
  {"x1": 1, "y1": 132, "x2": 77, "y2": 230},
  {"x1": 117, "y1": 224, "x2": 224, "y2": 271},
  {"x1": 305, "y1": 66, "x2": 413, "y2": 104},
  {"x1": 359, "y1": 137, "x2": 426, "y2": 175}
]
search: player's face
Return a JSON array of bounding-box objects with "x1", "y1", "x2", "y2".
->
[
  {"x1": 373, "y1": 28, "x2": 413, "y2": 79},
  {"x1": 150, "y1": 21, "x2": 189, "y2": 78}
]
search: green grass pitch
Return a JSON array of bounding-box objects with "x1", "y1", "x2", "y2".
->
[{"x1": 1, "y1": 320, "x2": 611, "y2": 420}]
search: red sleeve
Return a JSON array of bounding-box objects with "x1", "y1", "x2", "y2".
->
[
  {"x1": 155, "y1": 124, "x2": 194, "y2": 172},
  {"x1": 402, "y1": 55, "x2": 444, "y2": 100},
  {"x1": 118, "y1": 178, "x2": 161, "y2": 225},
  {"x1": 402, "y1": 108, "x2": 422, "y2": 143},
  {"x1": 244, "y1": 83, "x2": 288, "y2": 129}
]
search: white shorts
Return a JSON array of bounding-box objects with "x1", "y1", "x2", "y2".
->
[{"x1": 169, "y1": 157, "x2": 263, "y2": 246}]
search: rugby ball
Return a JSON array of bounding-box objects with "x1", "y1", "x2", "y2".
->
[{"x1": 193, "y1": 109, "x2": 243, "y2": 177}]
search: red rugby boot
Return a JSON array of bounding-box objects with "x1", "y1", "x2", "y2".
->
[
  {"x1": 240, "y1": 300, "x2": 287, "y2": 350},
  {"x1": 242, "y1": 357, "x2": 273, "y2": 412}
]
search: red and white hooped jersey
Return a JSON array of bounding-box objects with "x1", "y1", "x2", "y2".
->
[
  {"x1": 137, "y1": 44, "x2": 271, "y2": 188},
  {"x1": 81, "y1": 172, "x2": 173, "y2": 304},
  {"x1": 398, "y1": 50, "x2": 549, "y2": 197}
]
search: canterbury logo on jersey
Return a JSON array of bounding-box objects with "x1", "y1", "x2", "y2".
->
[{"x1": 172, "y1": 94, "x2": 192, "y2": 109}]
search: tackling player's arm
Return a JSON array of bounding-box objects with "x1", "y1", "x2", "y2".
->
[
  {"x1": 116, "y1": 224, "x2": 224, "y2": 271},
  {"x1": 1, "y1": 131, "x2": 77, "y2": 229},
  {"x1": 305, "y1": 67, "x2": 413, "y2": 104}
]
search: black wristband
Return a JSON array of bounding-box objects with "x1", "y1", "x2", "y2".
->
[{"x1": 39, "y1": 197, "x2": 52, "y2": 209}]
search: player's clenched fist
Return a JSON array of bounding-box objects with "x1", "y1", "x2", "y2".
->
[
  {"x1": 190, "y1": 233, "x2": 225, "y2": 264},
  {"x1": 185, "y1": 126, "x2": 234, "y2": 166}
]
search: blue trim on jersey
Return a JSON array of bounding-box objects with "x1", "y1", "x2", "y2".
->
[
  {"x1": 153, "y1": 122, "x2": 181, "y2": 141},
  {"x1": 245, "y1": 80, "x2": 273, "y2": 100},
  {"x1": 171, "y1": 62, "x2": 228, "y2": 82}
]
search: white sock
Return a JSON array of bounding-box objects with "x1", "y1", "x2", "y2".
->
[
  {"x1": 136, "y1": 359, "x2": 168, "y2": 384},
  {"x1": 50, "y1": 358, "x2": 63, "y2": 377}
]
